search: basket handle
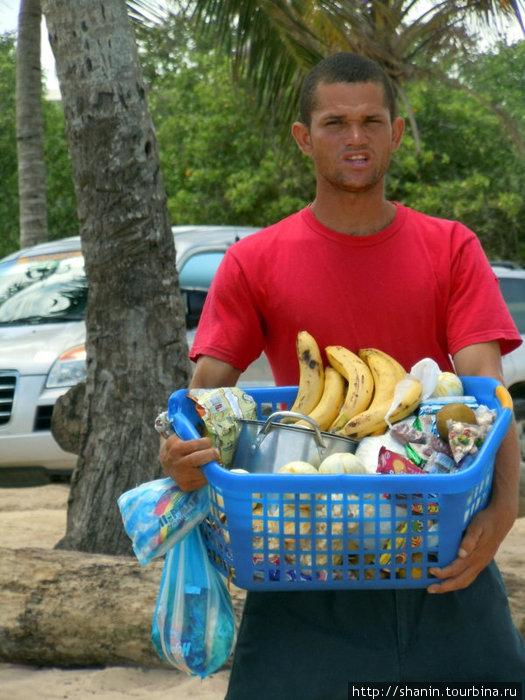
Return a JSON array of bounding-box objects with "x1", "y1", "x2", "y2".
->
[
  {"x1": 495, "y1": 384, "x2": 513, "y2": 410},
  {"x1": 257, "y1": 410, "x2": 325, "y2": 448}
]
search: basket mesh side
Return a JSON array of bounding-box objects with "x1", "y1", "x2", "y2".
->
[{"x1": 204, "y1": 485, "x2": 447, "y2": 586}]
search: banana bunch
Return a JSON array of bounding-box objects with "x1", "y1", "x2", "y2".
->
[
  {"x1": 289, "y1": 332, "x2": 422, "y2": 439},
  {"x1": 342, "y1": 348, "x2": 422, "y2": 440}
]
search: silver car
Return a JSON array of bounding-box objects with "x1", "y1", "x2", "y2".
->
[{"x1": 0, "y1": 226, "x2": 266, "y2": 483}]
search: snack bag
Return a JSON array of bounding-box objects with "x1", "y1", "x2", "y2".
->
[
  {"x1": 151, "y1": 525, "x2": 236, "y2": 677},
  {"x1": 189, "y1": 387, "x2": 257, "y2": 468},
  {"x1": 118, "y1": 478, "x2": 210, "y2": 565}
]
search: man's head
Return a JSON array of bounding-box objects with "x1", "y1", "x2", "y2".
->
[{"x1": 299, "y1": 52, "x2": 397, "y2": 126}]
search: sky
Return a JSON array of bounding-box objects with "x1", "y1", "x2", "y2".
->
[{"x1": 0, "y1": 0, "x2": 60, "y2": 95}]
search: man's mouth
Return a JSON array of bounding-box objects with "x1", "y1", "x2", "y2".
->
[{"x1": 345, "y1": 154, "x2": 368, "y2": 162}]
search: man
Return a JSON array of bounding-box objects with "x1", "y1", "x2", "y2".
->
[{"x1": 161, "y1": 53, "x2": 525, "y2": 696}]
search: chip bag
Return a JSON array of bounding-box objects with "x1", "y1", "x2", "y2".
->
[
  {"x1": 188, "y1": 387, "x2": 257, "y2": 468},
  {"x1": 151, "y1": 525, "x2": 236, "y2": 677}
]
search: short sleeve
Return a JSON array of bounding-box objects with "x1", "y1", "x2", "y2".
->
[{"x1": 189, "y1": 249, "x2": 266, "y2": 371}]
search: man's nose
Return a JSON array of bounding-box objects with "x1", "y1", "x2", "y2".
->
[{"x1": 344, "y1": 122, "x2": 366, "y2": 144}]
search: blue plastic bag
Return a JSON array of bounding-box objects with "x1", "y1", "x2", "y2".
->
[
  {"x1": 151, "y1": 525, "x2": 236, "y2": 677},
  {"x1": 117, "y1": 478, "x2": 210, "y2": 565}
]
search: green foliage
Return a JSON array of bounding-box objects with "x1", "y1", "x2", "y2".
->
[
  {"x1": 388, "y1": 43, "x2": 525, "y2": 262},
  {"x1": 138, "y1": 19, "x2": 314, "y2": 228},
  {"x1": 138, "y1": 17, "x2": 524, "y2": 261},
  {"x1": 0, "y1": 33, "x2": 77, "y2": 259},
  {"x1": 0, "y1": 35, "x2": 19, "y2": 256},
  {"x1": 3, "y1": 17, "x2": 523, "y2": 265},
  {"x1": 43, "y1": 100, "x2": 78, "y2": 241}
]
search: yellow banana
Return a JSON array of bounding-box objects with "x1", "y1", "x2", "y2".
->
[
  {"x1": 358, "y1": 348, "x2": 407, "y2": 406},
  {"x1": 340, "y1": 348, "x2": 411, "y2": 439},
  {"x1": 342, "y1": 374, "x2": 423, "y2": 440},
  {"x1": 289, "y1": 331, "x2": 325, "y2": 416},
  {"x1": 296, "y1": 366, "x2": 346, "y2": 431},
  {"x1": 325, "y1": 345, "x2": 374, "y2": 431}
]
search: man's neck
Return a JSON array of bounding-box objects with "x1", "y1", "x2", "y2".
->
[{"x1": 310, "y1": 192, "x2": 397, "y2": 237}]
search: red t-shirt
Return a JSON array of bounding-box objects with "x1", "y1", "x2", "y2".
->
[{"x1": 190, "y1": 204, "x2": 521, "y2": 385}]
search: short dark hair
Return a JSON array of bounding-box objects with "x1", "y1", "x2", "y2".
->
[{"x1": 299, "y1": 52, "x2": 397, "y2": 125}]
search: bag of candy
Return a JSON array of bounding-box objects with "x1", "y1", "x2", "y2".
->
[{"x1": 151, "y1": 524, "x2": 236, "y2": 677}]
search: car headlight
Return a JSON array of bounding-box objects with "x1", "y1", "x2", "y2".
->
[{"x1": 46, "y1": 345, "x2": 87, "y2": 388}]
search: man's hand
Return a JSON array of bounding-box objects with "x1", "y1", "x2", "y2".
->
[
  {"x1": 159, "y1": 355, "x2": 241, "y2": 491},
  {"x1": 426, "y1": 342, "x2": 520, "y2": 592},
  {"x1": 427, "y1": 498, "x2": 515, "y2": 593},
  {"x1": 160, "y1": 433, "x2": 219, "y2": 492}
]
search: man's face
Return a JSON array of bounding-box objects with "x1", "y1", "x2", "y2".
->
[{"x1": 292, "y1": 81, "x2": 404, "y2": 195}]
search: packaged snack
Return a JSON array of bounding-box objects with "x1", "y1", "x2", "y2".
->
[
  {"x1": 376, "y1": 447, "x2": 425, "y2": 475},
  {"x1": 422, "y1": 451, "x2": 457, "y2": 474},
  {"x1": 417, "y1": 396, "x2": 478, "y2": 435},
  {"x1": 448, "y1": 421, "x2": 486, "y2": 464},
  {"x1": 189, "y1": 387, "x2": 257, "y2": 469}
]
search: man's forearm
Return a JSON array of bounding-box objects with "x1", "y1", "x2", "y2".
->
[{"x1": 490, "y1": 419, "x2": 520, "y2": 532}]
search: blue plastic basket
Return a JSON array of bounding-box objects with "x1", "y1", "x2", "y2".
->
[{"x1": 167, "y1": 377, "x2": 512, "y2": 590}]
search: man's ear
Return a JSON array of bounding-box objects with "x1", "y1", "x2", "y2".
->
[
  {"x1": 292, "y1": 121, "x2": 313, "y2": 156},
  {"x1": 391, "y1": 116, "x2": 405, "y2": 152}
]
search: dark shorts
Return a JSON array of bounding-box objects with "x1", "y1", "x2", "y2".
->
[{"x1": 225, "y1": 561, "x2": 525, "y2": 700}]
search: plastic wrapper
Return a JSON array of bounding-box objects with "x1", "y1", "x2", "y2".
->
[
  {"x1": 422, "y1": 451, "x2": 457, "y2": 474},
  {"x1": 376, "y1": 446, "x2": 426, "y2": 475},
  {"x1": 448, "y1": 421, "x2": 486, "y2": 464},
  {"x1": 389, "y1": 419, "x2": 453, "y2": 466},
  {"x1": 417, "y1": 396, "x2": 478, "y2": 434},
  {"x1": 151, "y1": 525, "x2": 236, "y2": 677},
  {"x1": 409, "y1": 357, "x2": 441, "y2": 399},
  {"x1": 118, "y1": 478, "x2": 210, "y2": 565},
  {"x1": 189, "y1": 387, "x2": 257, "y2": 469}
]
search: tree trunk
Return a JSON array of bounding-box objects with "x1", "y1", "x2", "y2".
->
[
  {"x1": 0, "y1": 547, "x2": 247, "y2": 669},
  {"x1": 42, "y1": 0, "x2": 192, "y2": 555},
  {"x1": 16, "y1": 0, "x2": 48, "y2": 247},
  {"x1": 0, "y1": 545, "x2": 522, "y2": 668}
]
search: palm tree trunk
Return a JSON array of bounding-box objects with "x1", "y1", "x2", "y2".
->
[
  {"x1": 16, "y1": 0, "x2": 48, "y2": 247},
  {"x1": 43, "y1": 0, "x2": 192, "y2": 556}
]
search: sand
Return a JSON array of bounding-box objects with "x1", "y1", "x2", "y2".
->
[
  {"x1": 0, "y1": 483, "x2": 523, "y2": 699},
  {"x1": 0, "y1": 484, "x2": 229, "y2": 699}
]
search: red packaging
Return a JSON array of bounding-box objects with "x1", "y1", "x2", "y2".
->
[{"x1": 376, "y1": 447, "x2": 426, "y2": 475}]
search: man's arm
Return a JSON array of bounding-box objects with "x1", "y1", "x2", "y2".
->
[
  {"x1": 159, "y1": 356, "x2": 241, "y2": 491},
  {"x1": 427, "y1": 341, "x2": 520, "y2": 593}
]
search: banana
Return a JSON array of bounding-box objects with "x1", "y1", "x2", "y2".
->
[
  {"x1": 289, "y1": 330, "x2": 325, "y2": 416},
  {"x1": 295, "y1": 366, "x2": 346, "y2": 431},
  {"x1": 325, "y1": 345, "x2": 374, "y2": 431},
  {"x1": 341, "y1": 348, "x2": 423, "y2": 440},
  {"x1": 358, "y1": 348, "x2": 407, "y2": 405}
]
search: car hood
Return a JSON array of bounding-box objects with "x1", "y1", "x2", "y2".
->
[{"x1": 0, "y1": 322, "x2": 85, "y2": 375}]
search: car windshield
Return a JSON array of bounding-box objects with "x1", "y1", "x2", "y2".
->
[
  {"x1": 498, "y1": 277, "x2": 525, "y2": 334},
  {"x1": 0, "y1": 252, "x2": 87, "y2": 325},
  {"x1": 178, "y1": 250, "x2": 225, "y2": 289}
]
